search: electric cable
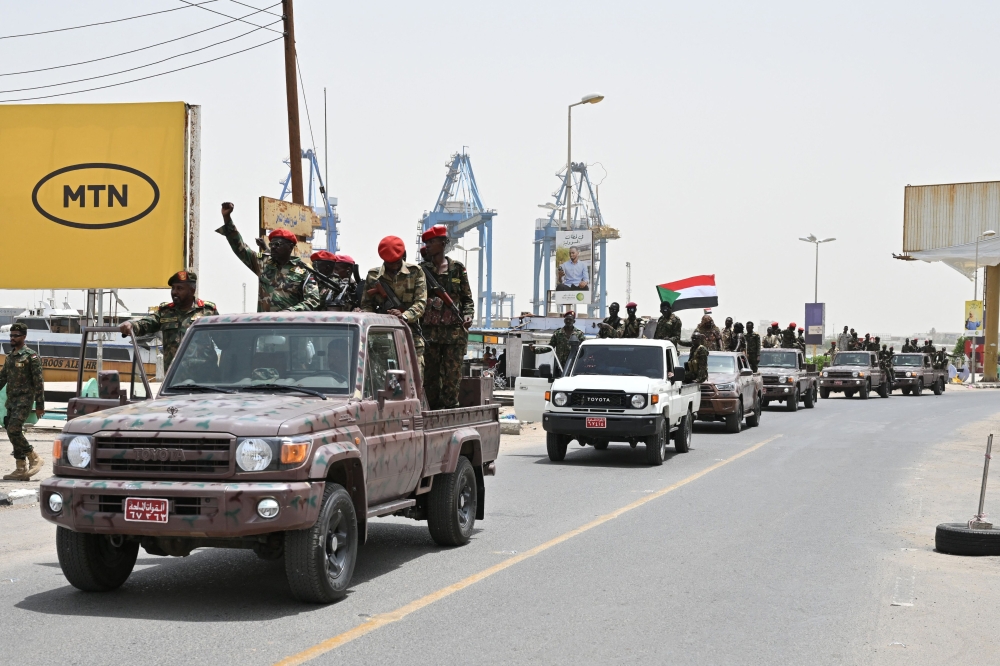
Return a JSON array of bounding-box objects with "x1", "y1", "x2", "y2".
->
[
  {"x1": 0, "y1": 20, "x2": 281, "y2": 93},
  {"x1": 0, "y1": 36, "x2": 282, "y2": 103},
  {"x1": 222, "y1": 0, "x2": 282, "y2": 19},
  {"x1": 0, "y1": 2, "x2": 282, "y2": 77},
  {"x1": 176, "y1": 0, "x2": 282, "y2": 33},
  {"x1": 0, "y1": 0, "x2": 220, "y2": 40}
]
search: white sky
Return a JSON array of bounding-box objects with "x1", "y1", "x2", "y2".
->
[{"x1": 2, "y1": 1, "x2": 996, "y2": 336}]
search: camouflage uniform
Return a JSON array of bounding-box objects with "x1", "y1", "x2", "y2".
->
[
  {"x1": 653, "y1": 313, "x2": 683, "y2": 347},
  {"x1": 779, "y1": 327, "x2": 796, "y2": 349},
  {"x1": 217, "y1": 222, "x2": 320, "y2": 312},
  {"x1": 0, "y1": 346, "x2": 44, "y2": 460},
  {"x1": 796, "y1": 333, "x2": 806, "y2": 352},
  {"x1": 548, "y1": 326, "x2": 585, "y2": 371},
  {"x1": 317, "y1": 276, "x2": 359, "y2": 312},
  {"x1": 745, "y1": 331, "x2": 762, "y2": 372},
  {"x1": 598, "y1": 315, "x2": 624, "y2": 339},
  {"x1": 128, "y1": 299, "x2": 219, "y2": 372},
  {"x1": 360, "y1": 262, "x2": 428, "y2": 378},
  {"x1": 721, "y1": 327, "x2": 734, "y2": 352},
  {"x1": 620, "y1": 316, "x2": 642, "y2": 339},
  {"x1": 697, "y1": 323, "x2": 723, "y2": 351},
  {"x1": 685, "y1": 342, "x2": 709, "y2": 383},
  {"x1": 420, "y1": 258, "x2": 475, "y2": 410}
]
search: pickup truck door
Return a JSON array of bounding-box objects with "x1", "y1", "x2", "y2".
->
[
  {"x1": 513, "y1": 345, "x2": 561, "y2": 423},
  {"x1": 737, "y1": 355, "x2": 754, "y2": 405},
  {"x1": 361, "y1": 329, "x2": 422, "y2": 503}
]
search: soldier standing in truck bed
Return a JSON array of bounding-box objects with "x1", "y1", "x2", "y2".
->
[
  {"x1": 620, "y1": 302, "x2": 642, "y2": 338},
  {"x1": 745, "y1": 321, "x2": 761, "y2": 371},
  {"x1": 311, "y1": 251, "x2": 361, "y2": 312},
  {"x1": 653, "y1": 301, "x2": 683, "y2": 347},
  {"x1": 720, "y1": 317, "x2": 734, "y2": 351},
  {"x1": 796, "y1": 327, "x2": 806, "y2": 352},
  {"x1": 780, "y1": 323, "x2": 797, "y2": 349},
  {"x1": 217, "y1": 202, "x2": 320, "y2": 312},
  {"x1": 764, "y1": 322, "x2": 781, "y2": 348},
  {"x1": 0, "y1": 323, "x2": 45, "y2": 481},
  {"x1": 598, "y1": 302, "x2": 624, "y2": 339},
  {"x1": 419, "y1": 224, "x2": 475, "y2": 410},
  {"x1": 684, "y1": 331, "x2": 710, "y2": 383},
  {"x1": 549, "y1": 312, "x2": 586, "y2": 374}
]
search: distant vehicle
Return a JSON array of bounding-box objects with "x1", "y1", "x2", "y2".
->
[
  {"x1": 757, "y1": 348, "x2": 819, "y2": 411},
  {"x1": 818, "y1": 351, "x2": 890, "y2": 399},
  {"x1": 892, "y1": 353, "x2": 947, "y2": 396},
  {"x1": 677, "y1": 351, "x2": 762, "y2": 432}
]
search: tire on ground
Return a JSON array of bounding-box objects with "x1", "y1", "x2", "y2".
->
[
  {"x1": 285, "y1": 483, "x2": 359, "y2": 603},
  {"x1": 672, "y1": 407, "x2": 692, "y2": 453},
  {"x1": 56, "y1": 527, "x2": 139, "y2": 592},
  {"x1": 746, "y1": 395, "x2": 761, "y2": 427},
  {"x1": 645, "y1": 421, "x2": 668, "y2": 465},
  {"x1": 546, "y1": 432, "x2": 568, "y2": 461},
  {"x1": 725, "y1": 400, "x2": 743, "y2": 433},
  {"x1": 935, "y1": 522, "x2": 1000, "y2": 556},
  {"x1": 820, "y1": 387, "x2": 830, "y2": 399},
  {"x1": 787, "y1": 389, "x2": 799, "y2": 412},
  {"x1": 427, "y1": 456, "x2": 478, "y2": 546}
]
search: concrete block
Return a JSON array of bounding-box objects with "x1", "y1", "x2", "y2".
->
[
  {"x1": 7, "y1": 489, "x2": 38, "y2": 505},
  {"x1": 500, "y1": 420, "x2": 522, "y2": 436}
]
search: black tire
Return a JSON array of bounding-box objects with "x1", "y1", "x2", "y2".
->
[
  {"x1": 56, "y1": 528, "x2": 139, "y2": 592},
  {"x1": 725, "y1": 400, "x2": 743, "y2": 433},
  {"x1": 546, "y1": 432, "x2": 568, "y2": 462},
  {"x1": 672, "y1": 407, "x2": 692, "y2": 453},
  {"x1": 845, "y1": 389, "x2": 855, "y2": 398},
  {"x1": 902, "y1": 387, "x2": 911, "y2": 395},
  {"x1": 786, "y1": 390, "x2": 799, "y2": 412},
  {"x1": 803, "y1": 385, "x2": 815, "y2": 408},
  {"x1": 933, "y1": 378, "x2": 943, "y2": 395},
  {"x1": 820, "y1": 387, "x2": 830, "y2": 399},
  {"x1": 761, "y1": 398, "x2": 770, "y2": 408},
  {"x1": 746, "y1": 395, "x2": 761, "y2": 427},
  {"x1": 285, "y1": 483, "x2": 359, "y2": 603},
  {"x1": 645, "y1": 422, "x2": 668, "y2": 465},
  {"x1": 592, "y1": 440, "x2": 609, "y2": 451},
  {"x1": 935, "y1": 522, "x2": 1000, "y2": 556},
  {"x1": 426, "y1": 456, "x2": 478, "y2": 546},
  {"x1": 878, "y1": 380, "x2": 889, "y2": 398},
  {"x1": 915, "y1": 379, "x2": 923, "y2": 396},
  {"x1": 859, "y1": 381, "x2": 870, "y2": 400}
]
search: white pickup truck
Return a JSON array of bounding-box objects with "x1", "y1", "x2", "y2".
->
[{"x1": 515, "y1": 338, "x2": 701, "y2": 465}]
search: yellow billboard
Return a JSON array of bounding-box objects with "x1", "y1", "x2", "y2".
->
[
  {"x1": 0, "y1": 102, "x2": 191, "y2": 288},
  {"x1": 965, "y1": 299, "x2": 984, "y2": 335}
]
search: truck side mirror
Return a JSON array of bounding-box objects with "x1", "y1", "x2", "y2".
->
[
  {"x1": 740, "y1": 368, "x2": 753, "y2": 377},
  {"x1": 669, "y1": 369, "x2": 684, "y2": 384},
  {"x1": 537, "y1": 363, "x2": 552, "y2": 381},
  {"x1": 377, "y1": 369, "x2": 407, "y2": 409}
]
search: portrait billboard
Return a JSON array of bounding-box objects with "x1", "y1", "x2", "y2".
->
[
  {"x1": 965, "y1": 300, "x2": 984, "y2": 335},
  {"x1": 0, "y1": 102, "x2": 196, "y2": 288},
  {"x1": 554, "y1": 229, "x2": 592, "y2": 306}
]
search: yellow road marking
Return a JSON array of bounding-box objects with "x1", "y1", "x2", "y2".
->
[{"x1": 275, "y1": 435, "x2": 782, "y2": 665}]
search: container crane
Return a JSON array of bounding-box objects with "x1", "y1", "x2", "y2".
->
[{"x1": 278, "y1": 149, "x2": 341, "y2": 252}]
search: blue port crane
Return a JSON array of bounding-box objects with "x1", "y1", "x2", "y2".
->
[
  {"x1": 419, "y1": 151, "x2": 497, "y2": 327},
  {"x1": 278, "y1": 149, "x2": 341, "y2": 252},
  {"x1": 532, "y1": 162, "x2": 618, "y2": 318}
]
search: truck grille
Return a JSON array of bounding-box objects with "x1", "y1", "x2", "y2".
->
[
  {"x1": 570, "y1": 391, "x2": 628, "y2": 408},
  {"x1": 826, "y1": 371, "x2": 856, "y2": 379},
  {"x1": 94, "y1": 435, "x2": 232, "y2": 476},
  {"x1": 699, "y1": 384, "x2": 715, "y2": 394},
  {"x1": 83, "y1": 495, "x2": 218, "y2": 516},
  {"x1": 761, "y1": 376, "x2": 780, "y2": 385}
]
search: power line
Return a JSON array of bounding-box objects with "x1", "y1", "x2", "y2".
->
[
  {"x1": 176, "y1": 0, "x2": 283, "y2": 33},
  {"x1": 0, "y1": 0, "x2": 221, "y2": 40},
  {"x1": 0, "y1": 2, "x2": 282, "y2": 77},
  {"x1": 0, "y1": 36, "x2": 282, "y2": 103},
  {"x1": 296, "y1": 56, "x2": 319, "y2": 163},
  {"x1": 0, "y1": 20, "x2": 281, "y2": 93},
  {"x1": 224, "y1": 0, "x2": 282, "y2": 18}
]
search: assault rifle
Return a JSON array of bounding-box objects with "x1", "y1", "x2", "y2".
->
[
  {"x1": 420, "y1": 265, "x2": 469, "y2": 328},
  {"x1": 367, "y1": 277, "x2": 405, "y2": 315}
]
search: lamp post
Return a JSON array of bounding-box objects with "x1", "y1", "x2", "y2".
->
[
  {"x1": 565, "y1": 93, "x2": 604, "y2": 231},
  {"x1": 798, "y1": 234, "x2": 836, "y2": 356},
  {"x1": 970, "y1": 229, "x2": 996, "y2": 382}
]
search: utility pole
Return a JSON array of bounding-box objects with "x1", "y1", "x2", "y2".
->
[
  {"x1": 282, "y1": 0, "x2": 304, "y2": 204},
  {"x1": 625, "y1": 261, "x2": 631, "y2": 303}
]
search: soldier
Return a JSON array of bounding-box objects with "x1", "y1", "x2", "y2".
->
[
  {"x1": 745, "y1": 321, "x2": 761, "y2": 371},
  {"x1": 0, "y1": 323, "x2": 44, "y2": 481},
  {"x1": 796, "y1": 327, "x2": 806, "y2": 352},
  {"x1": 361, "y1": 235, "x2": 428, "y2": 378},
  {"x1": 121, "y1": 271, "x2": 219, "y2": 373},
  {"x1": 936, "y1": 346, "x2": 948, "y2": 369},
  {"x1": 653, "y1": 301, "x2": 683, "y2": 347},
  {"x1": 696, "y1": 314, "x2": 723, "y2": 351},
  {"x1": 849, "y1": 330, "x2": 859, "y2": 350},
  {"x1": 311, "y1": 251, "x2": 359, "y2": 312},
  {"x1": 620, "y1": 302, "x2": 642, "y2": 338},
  {"x1": 837, "y1": 326, "x2": 851, "y2": 354},
  {"x1": 598, "y1": 302, "x2": 624, "y2": 339},
  {"x1": 780, "y1": 322, "x2": 797, "y2": 349},
  {"x1": 901, "y1": 339, "x2": 913, "y2": 353},
  {"x1": 871, "y1": 336, "x2": 882, "y2": 353},
  {"x1": 764, "y1": 322, "x2": 781, "y2": 349},
  {"x1": 684, "y1": 331, "x2": 710, "y2": 383},
  {"x1": 720, "y1": 317, "x2": 734, "y2": 351},
  {"x1": 827, "y1": 340, "x2": 837, "y2": 357},
  {"x1": 548, "y1": 311, "x2": 585, "y2": 373},
  {"x1": 923, "y1": 339, "x2": 935, "y2": 355},
  {"x1": 731, "y1": 321, "x2": 747, "y2": 353},
  {"x1": 419, "y1": 224, "x2": 475, "y2": 410},
  {"x1": 217, "y1": 201, "x2": 320, "y2": 312}
]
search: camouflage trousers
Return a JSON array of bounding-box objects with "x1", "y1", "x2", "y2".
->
[
  {"x1": 4, "y1": 397, "x2": 34, "y2": 460},
  {"x1": 423, "y1": 342, "x2": 464, "y2": 410}
]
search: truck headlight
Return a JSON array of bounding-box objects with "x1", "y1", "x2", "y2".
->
[
  {"x1": 630, "y1": 394, "x2": 647, "y2": 408},
  {"x1": 822, "y1": 371, "x2": 829, "y2": 377},
  {"x1": 236, "y1": 438, "x2": 273, "y2": 472},
  {"x1": 852, "y1": 371, "x2": 859, "y2": 378},
  {"x1": 714, "y1": 383, "x2": 736, "y2": 392},
  {"x1": 66, "y1": 435, "x2": 92, "y2": 469},
  {"x1": 553, "y1": 391, "x2": 569, "y2": 407},
  {"x1": 905, "y1": 371, "x2": 913, "y2": 378}
]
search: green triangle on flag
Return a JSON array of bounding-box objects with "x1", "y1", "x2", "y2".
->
[{"x1": 656, "y1": 286, "x2": 680, "y2": 304}]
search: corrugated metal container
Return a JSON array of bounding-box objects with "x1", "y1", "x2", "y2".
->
[{"x1": 903, "y1": 181, "x2": 1000, "y2": 252}]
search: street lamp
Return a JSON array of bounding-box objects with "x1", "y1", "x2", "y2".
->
[
  {"x1": 970, "y1": 229, "x2": 995, "y2": 382},
  {"x1": 798, "y1": 234, "x2": 836, "y2": 303},
  {"x1": 566, "y1": 93, "x2": 604, "y2": 230}
]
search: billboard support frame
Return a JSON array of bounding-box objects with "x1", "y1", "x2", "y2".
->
[{"x1": 185, "y1": 104, "x2": 201, "y2": 279}]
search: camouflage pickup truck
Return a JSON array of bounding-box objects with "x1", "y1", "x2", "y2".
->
[
  {"x1": 757, "y1": 348, "x2": 819, "y2": 411},
  {"x1": 40, "y1": 312, "x2": 500, "y2": 603},
  {"x1": 892, "y1": 353, "x2": 947, "y2": 396}
]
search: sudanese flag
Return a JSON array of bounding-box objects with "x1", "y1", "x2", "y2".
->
[{"x1": 656, "y1": 275, "x2": 718, "y2": 311}]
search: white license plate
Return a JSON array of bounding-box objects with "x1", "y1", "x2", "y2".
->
[
  {"x1": 834, "y1": 380, "x2": 843, "y2": 385},
  {"x1": 123, "y1": 497, "x2": 169, "y2": 523},
  {"x1": 585, "y1": 417, "x2": 607, "y2": 429}
]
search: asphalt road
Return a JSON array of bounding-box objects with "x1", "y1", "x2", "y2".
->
[{"x1": 2, "y1": 389, "x2": 999, "y2": 665}]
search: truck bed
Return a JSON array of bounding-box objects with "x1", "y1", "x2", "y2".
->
[{"x1": 420, "y1": 404, "x2": 501, "y2": 477}]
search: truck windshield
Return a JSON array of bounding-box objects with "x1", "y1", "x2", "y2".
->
[
  {"x1": 163, "y1": 325, "x2": 359, "y2": 395},
  {"x1": 758, "y1": 351, "x2": 798, "y2": 368},
  {"x1": 894, "y1": 354, "x2": 923, "y2": 367},
  {"x1": 833, "y1": 353, "x2": 871, "y2": 366},
  {"x1": 675, "y1": 353, "x2": 736, "y2": 373},
  {"x1": 571, "y1": 345, "x2": 664, "y2": 379}
]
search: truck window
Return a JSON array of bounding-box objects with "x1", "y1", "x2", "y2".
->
[
  {"x1": 363, "y1": 330, "x2": 400, "y2": 399},
  {"x1": 894, "y1": 354, "x2": 922, "y2": 366},
  {"x1": 665, "y1": 348, "x2": 674, "y2": 373},
  {"x1": 572, "y1": 345, "x2": 664, "y2": 379},
  {"x1": 758, "y1": 351, "x2": 797, "y2": 368},
  {"x1": 832, "y1": 353, "x2": 870, "y2": 366}
]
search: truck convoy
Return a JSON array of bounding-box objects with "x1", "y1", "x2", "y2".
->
[
  {"x1": 892, "y1": 353, "x2": 947, "y2": 395},
  {"x1": 40, "y1": 312, "x2": 500, "y2": 603},
  {"x1": 677, "y1": 351, "x2": 762, "y2": 432},
  {"x1": 818, "y1": 351, "x2": 891, "y2": 399},
  {"x1": 757, "y1": 348, "x2": 819, "y2": 411}
]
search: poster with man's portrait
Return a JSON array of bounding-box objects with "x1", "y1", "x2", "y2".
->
[
  {"x1": 965, "y1": 300, "x2": 983, "y2": 335},
  {"x1": 554, "y1": 230, "x2": 593, "y2": 305}
]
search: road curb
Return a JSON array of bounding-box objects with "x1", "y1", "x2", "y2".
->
[{"x1": 0, "y1": 489, "x2": 39, "y2": 506}]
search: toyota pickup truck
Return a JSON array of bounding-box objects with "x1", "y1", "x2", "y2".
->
[
  {"x1": 892, "y1": 353, "x2": 947, "y2": 396},
  {"x1": 757, "y1": 348, "x2": 819, "y2": 411},
  {"x1": 40, "y1": 312, "x2": 500, "y2": 603},
  {"x1": 540, "y1": 339, "x2": 701, "y2": 465},
  {"x1": 677, "y1": 351, "x2": 762, "y2": 432},
  {"x1": 818, "y1": 351, "x2": 890, "y2": 399}
]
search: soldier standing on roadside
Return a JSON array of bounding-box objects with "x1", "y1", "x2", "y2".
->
[
  {"x1": 217, "y1": 202, "x2": 320, "y2": 312},
  {"x1": 721, "y1": 317, "x2": 734, "y2": 351},
  {"x1": 653, "y1": 301, "x2": 683, "y2": 347},
  {"x1": 121, "y1": 271, "x2": 219, "y2": 373},
  {"x1": 685, "y1": 332, "x2": 710, "y2": 383},
  {"x1": 0, "y1": 323, "x2": 44, "y2": 481},
  {"x1": 419, "y1": 225, "x2": 475, "y2": 410},
  {"x1": 549, "y1": 312, "x2": 585, "y2": 374},
  {"x1": 620, "y1": 302, "x2": 642, "y2": 338},
  {"x1": 361, "y1": 235, "x2": 428, "y2": 378},
  {"x1": 598, "y1": 302, "x2": 624, "y2": 339},
  {"x1": 745, "y1": 321, "x2": 761, "y2": 372}
]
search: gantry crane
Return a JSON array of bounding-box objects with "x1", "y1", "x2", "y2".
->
[{"x1": 278, "y1": 149, "x2": 341, "y2": 252}]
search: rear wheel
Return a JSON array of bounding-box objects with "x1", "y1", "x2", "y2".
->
[
  {"x1": 546, "y1": 432, "x2": 568, "y2": 461},
  {"x1": 933, "y1": 378, "x2": 943, "y2": 395},
  {"x1": 803, "y1": 385, "x2": 815, "y2": 408},
  {"x1": 427, "y1": 456, "x2": 478, "y2": 546},
  {"x1": 592, "y1": 439, "x2": 609, "y2": 451},
  {"x1": 878, "y1": 379, "x2": 889, "y2": 398},
  {"x1": 761, "y1": 398, "x2": 770, "y2": 409},
  {"x1": 820, "y1": 387, "x2": 830, "y2": 399},
  {"x1": 845, "y1": 389, "x2": 856, "y2": 398},
  {"x1": 725, "y1": 400, "x2": 744, "y2": 433},
  {"x1": 56, "y1": 529, "x2": 139, "y2": 592},
  {"x1": 285, "y1": 483, "x2": 359, "y2": 603},
  {"x1": 645, "y1": 422, "x2": 668, "y2": 465},
  {"x1": 672, "y1": 407, "x2": 692, "y2": 453},
  {"x1": 915, "y1": 379, "x2": 924, "y2": 396},
  {"x1": 787, "y1": 389, "x2": 799, "y2": 411},
  {"x1": 902, "y1": 387, "x2": 911, "y2": 395},
  {"x1": 746, "y1": 395, "x2": 761, "y2": 427}
]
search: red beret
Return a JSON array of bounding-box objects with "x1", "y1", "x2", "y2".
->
[
  {"x1": 378, "y1": 236, "x2": 406, "y2": 262},
  {"x1": 771, "y1": 321, "x2": 779, "y2": 327},
  {"x1": 334, "y1": 253, "x2": 355, "y2": 265},
  {"x1": 268, "y1": 228, "x2": 297, "y2": 243},
  {"x1": 310, "y1": 250, "x2": 337, "y2": 262},
  {"x1": 626, "y1": 302, "x2": 638, "y2": 308},
  {"x1": 798, "y1": 327, "x2": 804, "y2": 332},
  {"x1": 789, "y1": 322, "x2": 796, "y2": 328},
  {"x1": 421, "y1": 224, "x2": 448, "y2": 242}
]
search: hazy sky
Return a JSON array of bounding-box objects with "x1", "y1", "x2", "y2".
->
[{"x1": 2, "y1": 1, "x2": 997, "y2": 336}]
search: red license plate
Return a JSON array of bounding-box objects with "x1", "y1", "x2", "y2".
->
[
  {"x1": 834, "y1": 381, "x2": 843, "y2": 385},
  {"x1": 123, "y1": 497, "x2": 169, "y2": 523},
  {"x1": 585, "y1": 417, "x2": 607, "y2": 428}
]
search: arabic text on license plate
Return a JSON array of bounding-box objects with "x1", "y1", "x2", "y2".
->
[
  {"x1": 124, "y1": 497, "x2": 169, "y2": 523},
  {"x1": 585, "y1": 417, "x2": 607, "y2": 428}
]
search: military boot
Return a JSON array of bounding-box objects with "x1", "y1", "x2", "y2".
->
[
  {"x1": 25, "y1": 451, "x2": 43, "y2": 479},
  {"x1": 3, "y1": 459, "x2": 27, "y2": 481}
]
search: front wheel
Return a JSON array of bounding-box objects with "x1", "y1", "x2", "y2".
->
[
  {"x1": 878, "y1": 379, "x2": 889, "y2": 398},
  {"x1": 56, "y1": 528, "x2": 139, "y2": 592},
  {"x1": 803, "y1": 385, "x2": 815, "y2": 408},
  {"x1": 820, "y1": 387, "x2": 830, "y2": 399},
  {"x1": 787, "y1": 389, "x2": 799, "y2": 412},
  {"x1": 746, "y1": 395, "x2": 761, "y2": 427},
  {"x1": 285, "y1": 483, "x2": 359, "y2": 603},
  {"x1": 933, "y1": 378, "x2": 943, "y2": 395},
  {"x1": 725, "y1": 400, "x2": 744, "y2": 433},
  {"x1": 672, "y1": 407, "x2": 692, "y2": 453},
  {"x1": 427, "y1": 456, "x2": 478, "y2": 546},
  {"x1": 546, "y1": 432, "x2": 568, "y2": 462},
  {"x1": 645, "y1": 422, "x2": 668, "y2": 465},
  {"x1": 859, "y1": 381, "x2": 870, "y2": 399},
  {"x1": 915, "y1": 379, "x2": 923, "y2": 396}
]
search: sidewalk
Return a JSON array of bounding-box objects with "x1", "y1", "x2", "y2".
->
[{"x1": 0, "y1": 429, "x2": 56, "y2": 506}]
